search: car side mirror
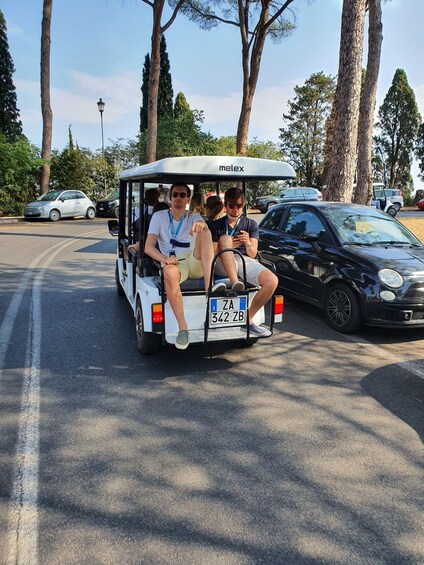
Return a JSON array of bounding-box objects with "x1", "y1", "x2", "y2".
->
[
  {"x1": 108, "y1": 219, "x2": 119, "y2": 236},
  {"x1": 301, "y1": 231, "x2": 319, "y2": 242}
]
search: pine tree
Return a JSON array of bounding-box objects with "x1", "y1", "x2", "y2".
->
[
  {"x1": 0, "y1": 10, "x2": 23, "y2": 141},
  {"x1": 158, "y1": 36, "x2": 173, "y2": 118},
  {"x1": 375, "y1": 68, "x2": 421, "y2": 191},
  {"x1": 140, "y1": 36, "x2": 173, "y2": 135},
  {"x1": 279, "y1": 72, "x2": 335, "y2": 187},
  {"x1": 140, "y1": 54, "x2": 150, "y2": 132}
]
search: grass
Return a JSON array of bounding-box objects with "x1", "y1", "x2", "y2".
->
[{"x1": 398, "y1": 217, "x2": 424, "y2": 243}]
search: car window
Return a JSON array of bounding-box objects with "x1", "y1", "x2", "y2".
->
[
  {"x1": 261, "y1": 207, "x2": 286, "y2": 231},
  {"x1": 75, "y1": 191, "x2": 86, "y2": 199},
  {"x1": 60, "y1": 192, "x2": 74, "y2": 201},
  {"x1": 283, "y1": 208, "x2": 327, "y2": 238}
]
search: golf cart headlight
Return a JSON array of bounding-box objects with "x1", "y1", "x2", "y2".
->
[{"x1": 378, "y1": 268, "x2": 403, "y2": 288}]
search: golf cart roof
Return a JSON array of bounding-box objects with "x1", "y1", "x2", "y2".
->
[{"x1": 119, "y1": 156, "x2": 296, "y2": 184}]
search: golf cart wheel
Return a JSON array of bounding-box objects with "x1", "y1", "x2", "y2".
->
[
  {"x1": 324, "y1": 283, "x2": 363, "y2": 334},
  {"x1": 239, "y1": 338, "x2": 259, "y2": 348},
  {"x1": 49, "y1": 209, "x2": 60, "y2": 222},
  {"x1": 115, "y1": 261, "x2": 125, "y2": 296},
  {"x1": 135, "y1": 298, "x2": 161, "y2": 355},
  {"x1": 387, "y1": 206, "x2": 397, "y2": 217}
]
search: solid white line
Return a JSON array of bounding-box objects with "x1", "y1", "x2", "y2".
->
[
  {"x1": 8, "y1": 282, "x2": 41, "y2": 565},
  {"x1": 5, "y1": 228, "x2": 106, "y2": 564}
]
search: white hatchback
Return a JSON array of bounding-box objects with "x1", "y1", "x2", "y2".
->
[{"x1": 24, "y1": 190, "x2": 96, "y2": 222}]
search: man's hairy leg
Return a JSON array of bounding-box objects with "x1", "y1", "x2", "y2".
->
[{"x1": 163, "y1": 264, "x2": 187, "y2": 330}]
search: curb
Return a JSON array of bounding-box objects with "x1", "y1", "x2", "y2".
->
[{"x1": 0, "y1": 217, "x2": 25, "y2": 224}]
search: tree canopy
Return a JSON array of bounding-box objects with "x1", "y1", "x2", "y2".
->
[
  {"x1": 279, "y1": 72, "x2": 335, "y2": 187},
  {"x1": 375, "y1": 68, "x2": 421, "y2": 192}
]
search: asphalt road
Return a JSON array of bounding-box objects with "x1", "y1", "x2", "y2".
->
[{"x1": 0, "y1": 218, "x2": 423, "y2": 564}]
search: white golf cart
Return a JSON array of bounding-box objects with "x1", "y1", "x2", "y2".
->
[{"x1": 108, "y1": 156, "x2": 296, "y2": 354}]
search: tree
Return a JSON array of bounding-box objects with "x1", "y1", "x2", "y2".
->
[
  {"x1": 139, "y1": 92, "x2": 216, "y2": 160},
  {"x1": 0, "y1": 133, "x2": 42, "y2": 215},
  {"x1": 140, "y1": 36, "x2": 173, "y2": 134},
  {"x1": 140, "y1": 54, "x2": 150, "y2": 132},
  {"x1": 415, "y1": 123, "x2": 424, "y2": 184},
  {"x1": 279, "y1": 72, "x2": 335, "y2": 187},
  {"x1": 354, "y1": 0, "x2": 383, "y2": 205},
  {"x1": 40, "y1": 0, "x2": 53, "y2": 194},
  {"x1": 182, "y1": 0, "x2": 295, "y2": 155},
  {"x1": 324, "y1": 0, "x2": 367, "y2": 202},
  {"x1": 138, "y1": 0, "x2": 185, "y2": 163},
  {"x1": 375, "y1": 69, "x2": 421, "y2": 192},
  {"x1": 0, "y1": 10, "x2": 23, "y2": 141},
  {"x1": 158, "y1": 36, "x2": 174, "y2": 119}
]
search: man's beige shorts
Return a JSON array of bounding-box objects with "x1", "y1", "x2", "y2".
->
[{"x1": 173, "y1": 251, "x2": 204, "y2": 283}]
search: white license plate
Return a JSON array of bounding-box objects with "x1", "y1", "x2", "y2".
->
[{"x1": 209, "y1": 296, "x2": 247, "y2": 328}]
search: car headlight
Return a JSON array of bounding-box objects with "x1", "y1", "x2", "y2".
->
[{"x1": 378, "y1": 268, "x2": 403, "y2": 288}]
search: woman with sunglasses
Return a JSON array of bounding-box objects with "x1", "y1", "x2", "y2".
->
[
  {"x1": 144, "y1": 182, "x2": 225, "y2": 350},
  {"x1": 208, "y1": 187, "x2": 278, "y2": 337}
]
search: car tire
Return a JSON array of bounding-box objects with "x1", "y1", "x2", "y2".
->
[
  {"x1": 135, "y1": 298, "x2": 161, "y2": 355},
  {"x1": 114, "y1": 207, "x2": 119, "y2": 218},
  {"x1": 49, "y1": 209, "x2": 60, "y2": 222},
  {"x1": 115, "y1": 261, "x2": 125, "y2": 297},
  {"x1": 387, "y1": 206, "x2": 397, "y2": 217},
  {"x1": 86, "y1": 207, "x2": 95, "y2": 219},
  {"x1": 266, "y1": 202, "x2": 277, "y2": 212},
  {"x1": 324, "y1": 283, "x2": 363, "y2": 334}
]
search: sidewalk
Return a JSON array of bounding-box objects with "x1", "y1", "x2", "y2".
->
[{"x1": 0, "y1": 216, "x2": 24, "y2": 224}]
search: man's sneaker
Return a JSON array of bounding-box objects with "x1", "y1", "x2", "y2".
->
[
  {"x1": 248, "y1": 322, "x2": 271, "y2": 338},
  {"x1": 175, "y1": 329, "x2": 189, "y2": 350},
  {"x1": 231, "y1": 281, "x2": 245, "y2": 292},
  {"x1": 210, "y1": 282, "x2": 227, "y2": 295}
]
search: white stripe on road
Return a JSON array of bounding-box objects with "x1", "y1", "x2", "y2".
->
[{"x1": 6, "y1": 228, "x2": 105, "y2": 564}]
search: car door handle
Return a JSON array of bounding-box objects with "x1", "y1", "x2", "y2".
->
[{"x1": 269, "y1": 245, "x2": 279, "y2": 250}]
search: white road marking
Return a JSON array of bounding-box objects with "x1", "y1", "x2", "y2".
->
[{"x1": 5, "y1": 228, "x2": 105, "y2": 564}]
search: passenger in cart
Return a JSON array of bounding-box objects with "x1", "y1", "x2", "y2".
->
[
  {"x1": 144, "y1": 182, "x2": 225, "y2": 350},
  {"x1": 209, "y1": 187, "x2": 278, "y2": 337}
]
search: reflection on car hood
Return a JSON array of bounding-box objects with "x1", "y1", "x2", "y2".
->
[
  {"x1": 25, "y1": 202, "x2": 45, "y2": 208},
  {"x1": 347, "y1": 245, "x2": 424, "y2": 275}
]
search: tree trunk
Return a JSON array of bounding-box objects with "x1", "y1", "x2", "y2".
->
[
  {"x1": 145, "y1": 1, "x2": 164, "y2": 163},
  {"x1": 40, "y1": 0, "x2": 53, "y2": 194},
  {"x1": 324, "y1": 0, "x2": 367, "y2": 202},
  {"x1": 354, "y1": 0, "x2": 382, "y2": 205},
  {"x1": 236, "y1": 0, "x2": 268, "y2": 156}
]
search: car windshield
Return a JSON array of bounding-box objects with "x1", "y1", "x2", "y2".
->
[
  {"x1": 322, "y1": 207, "x2": 421, "y2": 246},
  {"x1": 36, "y1": 191, "x2": 62, "y2": 202},
  {"x1": 107, "y1": 190, "x2": 119, "y2": 199}
]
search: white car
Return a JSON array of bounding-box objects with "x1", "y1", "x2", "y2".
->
[{"x1": 24, "y1": 190, "x2": 96, "y2": 222}]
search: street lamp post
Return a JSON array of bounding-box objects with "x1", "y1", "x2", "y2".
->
[{"x1": 97, "y1": 97, "x2": 105, "y2": 156}]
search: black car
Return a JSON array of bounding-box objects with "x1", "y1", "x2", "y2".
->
[
  {"x1": 255, "y1": 186, "x2": 322, "y2": 213},
  {"x1": 95, "y1": 189, "x2": 120, "y2": 217},
  {"x1": 258, "y1": 201, "x2": 424, "y2": 333}
]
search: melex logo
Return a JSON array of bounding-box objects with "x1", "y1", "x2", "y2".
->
[{"x1": 218, "y1": 165, "x2": 245, "y2": 172}]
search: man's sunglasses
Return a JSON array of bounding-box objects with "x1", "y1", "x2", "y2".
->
[
  {"x1": 171, "y1": 191, "x2": 188, "y2": 198},
  {"x1": 227, "y1": 203, "x2": 243, "y2": 209}
]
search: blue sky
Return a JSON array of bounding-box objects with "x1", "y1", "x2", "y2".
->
[{"x1": 3, "y1": 0, "x2": 424, "y2": 188}]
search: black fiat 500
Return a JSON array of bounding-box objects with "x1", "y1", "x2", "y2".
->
[{"x1": 258, "y1": 201, "x2": 424, "y2": 333}]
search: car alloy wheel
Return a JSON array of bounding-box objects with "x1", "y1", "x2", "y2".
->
[
  {"x1": 325, "y1": 283, "x2": 362, "y2": 333},
  {"x1": 49, "y1": 209, "x2": 60, "y2": 222}
]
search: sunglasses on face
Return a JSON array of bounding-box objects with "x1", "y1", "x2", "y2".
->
[
  {"x1": 171, "y1": 192, "x2": 188, "y2": 198},
  {"x1": 227, "y1": 203, "x2": 243, "y2": 209}
]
